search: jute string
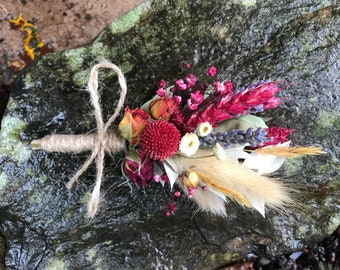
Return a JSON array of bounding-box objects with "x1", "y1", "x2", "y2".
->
[{"x1": 31, "y1": 61, "x2": 127, "y2": 217}]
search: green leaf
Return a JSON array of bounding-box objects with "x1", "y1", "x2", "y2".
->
[
  {"x1": 118, "y1": 122, "x2": 133, "y2": 141},
  {"x1": 215, "y1": 115, "x2": 268, "y2": 132},
  {"x1": 125, "y1": 148, "x2": 140, "y2": 163}
]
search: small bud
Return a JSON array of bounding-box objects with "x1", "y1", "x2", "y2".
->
[{"x1": 174, "y1": 191, "x2": 181, "y2": 197}]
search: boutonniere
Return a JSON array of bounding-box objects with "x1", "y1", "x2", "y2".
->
[{"x1": 32, "y1": 61, "x2": 324, "y2": 217}]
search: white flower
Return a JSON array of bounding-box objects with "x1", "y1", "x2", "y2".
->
[
  {"x1": 179, "y1": 133, "x2": 200, "y2": 156},
  {"x1": 196, "y1": 122, "x2": 213, "y2": 137},
  {"x1": 213, "y1": 143, "x2": 227, "y2": 160}
]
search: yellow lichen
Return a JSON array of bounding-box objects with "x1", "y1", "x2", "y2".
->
[{"x1": 9, "y1": 14, "x2": 44, "y2": 60}]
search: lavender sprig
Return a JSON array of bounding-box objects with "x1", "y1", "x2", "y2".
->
[{"x1": 199, "y1": 127, "x2": 268, "y2": 148}]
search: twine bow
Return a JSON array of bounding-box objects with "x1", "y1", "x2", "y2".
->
[{"x1": 71, "y1": 61, "x2": 127, "y2": 217}]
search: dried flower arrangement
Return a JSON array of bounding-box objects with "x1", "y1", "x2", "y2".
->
[
  {"x1": 119, "y1": 64, "x2": 324, "y2": 217},
  {"x1": 32, "y1": 61, "x2": 324, "y2": 217}
]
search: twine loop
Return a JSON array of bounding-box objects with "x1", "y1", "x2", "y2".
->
[{"x1": 65, "y1": 60, "x2": 127, "y2": 217}]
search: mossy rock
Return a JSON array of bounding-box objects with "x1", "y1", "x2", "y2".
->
[{"x1": 0, "y1": 1, "x2": 339, "y2": 269}]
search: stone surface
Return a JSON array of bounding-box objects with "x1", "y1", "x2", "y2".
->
[{"x1": 0, "y1": 0, "x2": 339, "y2": 269}]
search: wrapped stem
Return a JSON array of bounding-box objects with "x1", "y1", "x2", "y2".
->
[{"x1": 31, "y1": 132, "x2": 126, "y2": 154}]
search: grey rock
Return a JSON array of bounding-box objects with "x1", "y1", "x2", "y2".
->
[{"x1": 0, "y1": 0, "x2": 339, "y2": 269}]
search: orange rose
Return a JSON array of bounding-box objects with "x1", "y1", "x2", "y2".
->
[
  {"x1": 118, "y1": 107, "x2": 150, "y2": 146},
  {"x1": 149, "y1": 97, "x2": 178, "y2": 121}
]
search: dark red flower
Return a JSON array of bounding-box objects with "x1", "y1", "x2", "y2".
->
[
  {"x1": 140, "y1": 121, "x2": 181, "y2": 160},
  {"x1": 167, "y1": 202, "x2": 177, "y2": 212},
  {"x1": 123, "y1": 150, "x2": 154, "y2": 186},
  {"x1": 170, "y1": 110, "x2": 184, "y2": 124}
]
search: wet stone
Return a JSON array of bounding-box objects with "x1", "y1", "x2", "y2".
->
[{"x1": 0, "y1": 0, "x2": 339, "y2": 269}]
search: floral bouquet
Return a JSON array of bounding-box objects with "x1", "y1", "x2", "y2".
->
[
  {"x1": 31, "y1": 61, "x2": 324, "y2": 217},
  {"x1": 119, "y1": 65, "x2": 323, "y2": 217}
]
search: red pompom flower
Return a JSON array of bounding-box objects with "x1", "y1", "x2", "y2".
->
[{"x1": 140, "y1": 121, "x2": 181, "y2": 160}]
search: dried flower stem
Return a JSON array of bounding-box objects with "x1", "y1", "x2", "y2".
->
[
  {"x1": 31, "y1": 60, "x2": 127, "y2": 218},
  {"x1": 31, "y1": 132, "x2": 126, "y2": 153},
  {"x1": 254, "y1": 146, "x2": 325, "y2": 158}
]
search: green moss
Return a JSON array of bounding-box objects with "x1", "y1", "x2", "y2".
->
[
  {"x1": 86, "y1": 248, "x2": 97, "y2": 262},
  {"x1": 72, "y1": 69, "x2": 90, "y2": 87},
  {"x1": 233, "y1": 0, "x2": 257, "y2": 6},
  {"x1": 108, "y1": 2, "x2": 151, "y2": 35},
  {"x1": 334, "y1": 117, "x2": 340, "y2": 130},
  {"x1": 316, "y1": 111, "x2": 340, "y2": 128},
  {"x1": 222, "y1": 252, "x2": 240, "y2": 262},
  {"x1": 0, "y1": 115, "x2": 31, "y2": 163},
  {"x1": 45, "y1": 257, "x2": 68, "y2": 270},
  {"x1": 23, "y1": 73, "x2": 35, "y2": 90},
  {"x1": 25, "y1": 167, "x2": 33, "y2": 176},
  {"x1": 327, "y1": 213, "x2": 340, "y2": 234},
  {"x1": 93, "y1": 259, "x2": 103, "y2": 270},
  {"x1": 175, "y1": 0, "x2": 189, "y2": 10},
  {"x1": 27, "y1": 190, "x2": 43, "y2": 205},
  {"x1": 38, "y1": 174, "x2": 48, "y2": 183},
  {"x1": 79, "y1": 190, "x2": 91, "y2": 206},
  {"x1": 88, "y1": 42, "x2": 110, "y2": 58},
  {"x1": 316, "y1": 161, "x2": 340, "y2": 181},
  {"x1": 0, "y1": 172, "x2": 8, "y2": 190},
  {"x1": 308, "y1": 96, "x2": 318, "y2": 103},
  {"x1": 210, "y1": 25, "x2": 229, "y2": 40},
  {"x1": 5, "y1": 98, "x2": 16, "y2": 111},
  {"x1": 110, "y1": 46, "x2": 118, "y2": 57},
  {"x1": 64, "y1": 48, "x2": 86, "y2": 72},
  {"x1": 282, "y1": 158, "x2": 303, "y2": 176},
  {"x1": 303, "y1": 42, "x2": 313, "y2": 52},
  {"x1": 313, "y1": 126, "x2": 328, "y2": 136},
  {"x1": 314, "y1": 110, "x2": 340, "y2": 135},
  {"x1": 120, "y1": 61, "x2": 134, "y2": 74},
  {"x1": 296, "y1": 224, "x2": 309, "y2": 238}
]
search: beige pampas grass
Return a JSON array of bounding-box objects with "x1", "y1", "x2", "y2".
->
[
  {"x1": 176, "y1": 178, "x2": 228, "y2": 216},
  {"x1": 179, "y1": 156, "x2": 292, "y2": 216},
  {"x1": 187, "y1": 169, "x2": 252, "y2": 208}
]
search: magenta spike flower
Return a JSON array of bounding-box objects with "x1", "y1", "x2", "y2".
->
[{"x1": 262, "y1": 127, "x2": 294, "y2": 147}]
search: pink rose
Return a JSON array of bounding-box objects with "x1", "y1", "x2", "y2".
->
[{"x1": 118, "y1": 107, "x2": 150, "y2": 146}]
